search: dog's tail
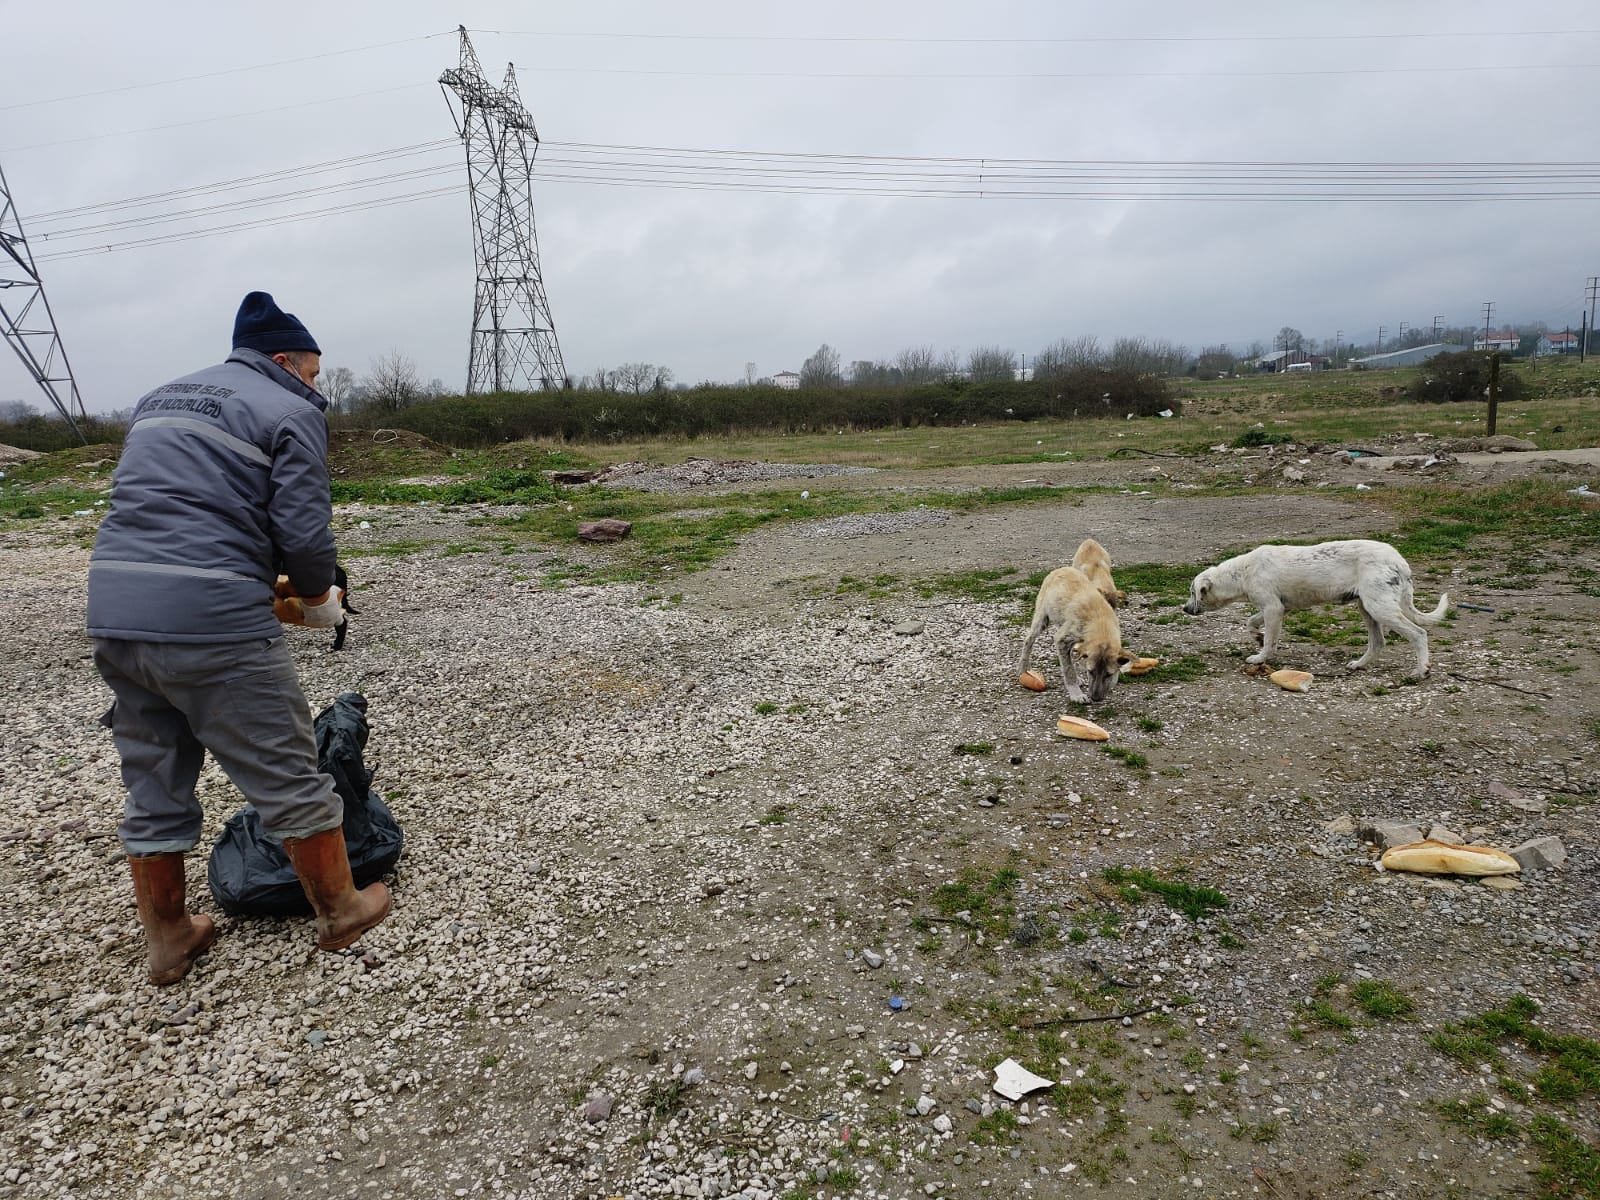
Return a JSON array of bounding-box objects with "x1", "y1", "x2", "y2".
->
[{"x1": 1408, "y1": 592, "x2": 1449, "y2": 625}]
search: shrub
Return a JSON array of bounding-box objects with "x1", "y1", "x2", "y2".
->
[{"x1": 1408, "y1": 351, "x2": 1530, "y2": 406}]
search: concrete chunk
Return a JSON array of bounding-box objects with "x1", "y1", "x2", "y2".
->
[{"x1": 1358, "y1": 818, "x2": 1425, "y2": 850}]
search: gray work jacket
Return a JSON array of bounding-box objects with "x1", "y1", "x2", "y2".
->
[{"x1": 87, "y1": 348, "x2": 336, "y2": 643}]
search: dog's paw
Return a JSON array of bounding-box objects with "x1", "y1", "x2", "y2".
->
[
  {"x1": 1245, "y1": 652, "x2": 1267, "y2": 665},
  {"x1": 1345, "y1": 658, "x2": 1370, "y2": 671},
  {"x1": 1066, "y1": 685, "x2": 1087, "y2": 703}
]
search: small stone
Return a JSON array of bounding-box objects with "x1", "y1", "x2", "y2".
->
[
  {"x1": 862, "y1": 950, "x2": 885, "y2": 969},
  {"x1": 1323, "y1": 813, "x2": 1356, "y2": 835},
  {"x1": 1426, "y1": 824, "x2": 1463, "y2": 845},
  {"x1": 582, "y1": 1094, "x2": 613, "y2": 1124},
  {"x1": 577, "y1": 518, "x2": 631, "y2": 543},
  {"x1": 915, "y1": 1094, "x2": 936, "y2": 1116},
  {"x1": 305, "y1": 1030, "x2": 329, "y2": 1047},
  {"x1": 701, "y1": 879, "x2": 727, "y2": 897},
  {"x1": 932, "y1": 1114, "x2": 953, "y2": 1134},
  {"x1": 1481, "y1": 876, "x2": 1523, "y2": 891},
  {"x1": 743, "y1": 1061, "x2": 759, "y2": 1080},
  {"x1": 892, "y1": 620, "x2": 925, "y2": 636},
  {"x1": 964, "y1": 1099, "x2": 983, "y2": 1115},
  {"x1": 683, "y1": 1067, "x2": 706, "y2": 1086},
  {"x1": 1510, "y1": 836, "x2": 1567, "y2": 872},
  {"x1": 1357, "y1": 818, "x2": 1426, "y2": 850}
]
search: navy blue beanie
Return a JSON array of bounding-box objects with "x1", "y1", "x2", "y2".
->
[{"x1": 232, "y1": 291, "x2": 321, "y2": 355}]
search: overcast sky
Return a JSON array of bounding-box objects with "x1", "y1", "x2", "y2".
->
[{"x1": 3, "y1": 1, "x2": 1598, "y2": 412}]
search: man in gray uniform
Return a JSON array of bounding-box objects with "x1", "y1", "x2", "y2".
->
[{"x1": 88, "y1": 291, "x2": 391, "y2": 986}]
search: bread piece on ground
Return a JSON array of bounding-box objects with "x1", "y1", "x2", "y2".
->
[
  {"x1": 1055, "y1": 714, "x2": 1110, "y2": 741},
  {"x1": 1380, "y1": 840, "x2": 1520, "y2": 877}
]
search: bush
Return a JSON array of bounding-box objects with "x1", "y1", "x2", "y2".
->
[
  {"x1": 1409, "y1": 351, "x2": 1530, "y2": 406},
  {"x1": 330, "y1": 369, "x2": 1177, "y2": 448},
  {"x1": 0, "y1": 414, "x2": 127, "y2": 452}
]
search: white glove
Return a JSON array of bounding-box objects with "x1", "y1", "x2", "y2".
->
[{"x1": 301, "y1": 589, "x2": 344, "y2": 629}]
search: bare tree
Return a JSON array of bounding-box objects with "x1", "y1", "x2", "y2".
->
[
  {"x1": 744, "y1": 361, "x2": 757, "y2": 386},
  {"x1": 800, "y1": 344, "x2": 842, "y2": 388},
  {"x1": 320, "y1": 366, "x2": 357, "y2": 412},
  {"x1": 0, "y1": 399, "x2": 38, "y2": 422},
  {"x1": 967, "y1": 346, "x2": 1018, "y2": 382},
  {"x1": 850, "y1": 359, "x2": 897, "y2": 387},
  {"x1": 361, "y1": 352, "x2": 422, "y2": 413},
  {"x1": 1033, "y1": 336, "x2": 1103, "y2": 379},
  {"x1": 614, "y1": 362, "x2": 671, "y2": 394},
  {"x1": 894, "y1": 344, "x2": 940, "y2": 384}
]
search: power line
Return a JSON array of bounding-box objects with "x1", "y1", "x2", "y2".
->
[
  {"x1": 480, "y1": 26, "x2": 1600, "y2": 46},
  {"x1": 0, "y1": 31, "x2": 456, "y2": 113},
  {"x1": 514, "y1": 61, "x2": 1600, "y2": 82}
]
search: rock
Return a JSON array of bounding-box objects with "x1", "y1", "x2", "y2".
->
[
  {"x1": 1323, "y1": 813, "x2": 1356, "y2": 835},
  {"x1": 1426, "y1": 824, "x2": 1463, "y2": 845},
  {"x1": 582, "y1": 1094, "x2": 614, "y2": 1124},
  {"x1": 1509, "y1": 836, "x2": 1567, "y2": 872},
  {"x1": 915, "y1": 1094, "x2": 936, "y2": 1116},
  {"x1": 551, "y1": 469, "x2": 599, "y2": 485},
  {"x1": 683, "y1": 1067, "x2": 706, "y2": 1086},
  {"x1": 862, "y1": 950, "x2": 885, "y2": 969},
  {"x1": 742, "y1": 1061, "x2": 758, "y2": 1080},
  {"x1": 305, "y1": 1030, "x2": 329, "y2": 1047},
  {"x1": 701, "y1": 879, "x2": 727, "y2": 897},
  {"x1": 892, "y1": 620, "x2": 925, "y2": 637},
  {"x1": 1358, "y1": 818, "x2": 1426, "y2": 850},
  {"x1": 1481, "y1": 876, "x2": 1523, "y2": 891},
  {"x1": 932, "y1": 1114, "x2": 953, "y2": 1134},
  {"x1": 577, "y1": 518, "x2": 632, "y2": 543},
  {"x1": 1282, "y1": 466, "x2": 1305, "y2": 482}
]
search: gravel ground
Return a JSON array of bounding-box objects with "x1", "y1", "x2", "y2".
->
[
  {"x1": 597, "y1": 459, "x2": 876, "y2": 493},
  {"x1": 1, "y1": 493, "x2": 1597, "y2": 1200}
]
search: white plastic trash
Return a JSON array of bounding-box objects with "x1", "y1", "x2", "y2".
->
[{"x1": 992, "y1": 1057, "x2": 1055, "y2": 1101}]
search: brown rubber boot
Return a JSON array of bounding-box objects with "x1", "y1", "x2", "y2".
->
[
  {"x1": 281, "y1": 827, "x2": 392, "y2": 951},
  {"x1": 127, "y1": 853, "x2": 217, "y2": 986}
]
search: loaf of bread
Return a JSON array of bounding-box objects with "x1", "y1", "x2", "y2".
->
[
  {"x1": 1379, "y1": 840, "x2": 1520, "y2": 877},
  {"x1": 1269, "y1": 669, "x2": 1313, "y2": 692},
  {"x1": 1055, "y1": 714, "x2": 1110, "y2": 741},
  {"x1": 1019, "y1": 671, "x2": 1048, "y2": 691}
]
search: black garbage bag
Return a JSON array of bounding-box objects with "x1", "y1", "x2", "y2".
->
[{"x1": 207, "y1": 691, "x2": 404, "y2": 917}]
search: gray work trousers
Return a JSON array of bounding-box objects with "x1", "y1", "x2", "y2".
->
[{"x1": 92, "y1": 636, "x2": 343, "y2": 854}]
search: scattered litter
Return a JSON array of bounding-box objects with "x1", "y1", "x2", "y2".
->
[
  {"x1": 992, "y1": 1058, "x2": 1055, "y2": 1101},
  {"x1": 1157, "y1": 409, "x2": 1174, "y2": 418},
  {"x1": 1454, "y1": 602, "x2": 1493, "y2": 613},
  {"x1": 1567, "y1": 484, "x2": 1595, "y2": 499},
  {"x1": 889, "y1": 996, "x2": 905, "y2": 1012},
  {"x1": 1354, "y1": 483, "x2": 1372, "y2": 491},
  {"x1": 72, "y1": 509, "x2": 93, "y2": 517},
  {"x1": 1379, "y1": 840, "x2": 1519, "y2": 877},
  {"x1": 358, "y1": 520, "x2": 371, "y2": 530}
]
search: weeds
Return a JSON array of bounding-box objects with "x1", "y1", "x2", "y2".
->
[{"x1": 1102, "y1": 865, "x2": 1229, "y2": 921}]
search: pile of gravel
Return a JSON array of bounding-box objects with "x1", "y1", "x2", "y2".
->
[
  {"x1": 598, "y1": 458, "x2": 874, "y2": 493},
  {"x1": 789, "y1": 508, "x2": 953, "y2": 540}
]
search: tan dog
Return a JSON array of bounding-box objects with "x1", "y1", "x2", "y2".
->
[
  {"x1": 1071, "y1": 537, "x2": 1127, "y2": 608},
  {"x1": 1018, "y1": 566, "x2": 1131, "y2": 702}
]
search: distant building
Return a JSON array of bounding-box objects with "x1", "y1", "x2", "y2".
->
[
  {"x1": 1537, "y1": 331, "x2": 1582, "y2": 355},
  {"x1": 772, "y1": 370, "x2": 800, "y2": 390},
  {"x1": 1472, "y1": 330, "x2": 1520, "y2": 353},
  {"x1": 1253, "y1": 349, "x2": 1327, "y2": 372},
  {"x1": 1013, "y1": 366, "x2": 1034, "y2": 382},
  {"x1": 1348, "y1": 343, "x2": 1464, "y2": 369}
]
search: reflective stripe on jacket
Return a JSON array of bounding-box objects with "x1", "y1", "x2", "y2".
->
[{"x1": 87, "y1": 349, "x2": 336, "y2": 643}]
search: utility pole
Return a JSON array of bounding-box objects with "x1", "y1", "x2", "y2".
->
[
  {"x1": 1433, "y1": 315, "x2": 1444, "y2": 342},
  {"x1": 1398, "y1": 321, "x2": 1409, "y2": 346},
  {"x1": 1585, "y1": 276, "x2": 1598, "y2": 361},
  {"x1": 439, "y1": 26, "x2": 565, "y2": 393},
  {"x1": 1481, "y1": 301, "x2": 1494, "y2": 352},
  {"x1": 0, "y1": 161, "x2": 87, "y2": 441},
  {"x1": 1335, "y1": 329, "x2": 1343, "y2": 365},
  {"x1": 1377, "y1": 326, "x2": 1386, "y2": 353},
  {"x1": 1486, "y1": 352, "x2": 1500, "y2": 435}
]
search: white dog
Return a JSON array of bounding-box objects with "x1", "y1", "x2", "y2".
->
[
  {"x1": 1018, "y1": 566, "x2": 1132, "y2": 702},
  {"x1": 1182, "y1": 539, "x2": 1448, "y2": 675}
]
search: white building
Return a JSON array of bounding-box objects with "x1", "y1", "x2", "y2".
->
[
  {"x1": 772, "y1": 370, "x2": 800, "y2": 390},
  {"x1": 1348, "y1": 343, "x2": 1465, "y2": 369},
  {"x1": 1472, "y1": 330, "x2": 1520, "y2": 352}
]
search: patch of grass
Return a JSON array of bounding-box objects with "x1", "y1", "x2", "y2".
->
[
  {"x1": 1124, "y1": 654, "x2": 1208, "y2": 683},
  {"x1": 1285, "y1": 606, "x2": 1368, "y2": 648},
  {"x1": 1113, "y1": 562, "x2": 1200, "y2": 605},
  {"x1": 1376, "y1": 480, "x2": 1600, "y2": 564},
  {"x1": 925, "y1": 861, "x2": 1021, "y2": 938},
  {"x1": 758, "y1": 805, "x2": 789, "y2": 826},
  {"x1": 1350, "y1": 979, "x2": 1416, "y2": 1019},
  {"x1": 1099, "y1": 745, "x2": 1148, "y2": 769},
  {"x1": 952, "y1": 742, "x2": 995, "y2": 756},
  {"x1": 1529, "y1": 1114, "x2": 1600, "y2": 1198},
  {"x1": 972, "y1": 1107, "x2": 1020, "y2": 1145},
  {"x1": 1231, "y1": 428, "x2": 1296, "y2": 448},
  {"x1": 1134, "y1": 715, "x2": 1164, "y2": 733},
  {"x1": 641, "y1": 1076, "x2": 691, "y2": 1121},
  {"x1": 753, "y1": 701, "x2": 778, "y2": 715},
  {"x1": 1102, "y1": 865, "x2": 1229, "y2": 922}
]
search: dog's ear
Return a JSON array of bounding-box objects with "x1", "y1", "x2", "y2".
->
[{"x1": 1113, "y1": 589, "x2": 1128, "y2": 607}]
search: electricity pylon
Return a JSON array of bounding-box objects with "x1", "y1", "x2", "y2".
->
[
  {"x1": 1, "y1": 161, "x2": 86, "y2": 441},
  {"x1": 439, "y1": 26, "x2": 565, "y2": 393}
]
